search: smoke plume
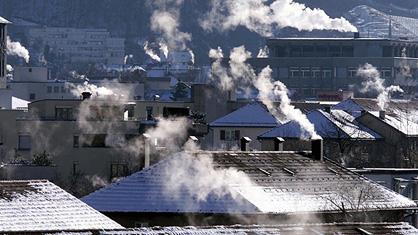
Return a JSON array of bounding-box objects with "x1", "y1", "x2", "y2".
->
[
  {"x1": 357, "y1": 63, "x2": 404, "y2": 110},
  {"x1": 210, "y1": 45, "x2": 318, "y2": 139},
  {"x1": 149, "y1": 0, "x2": 191, "y2": 50},
  {"x1": 6, "y1": 36, "x2": 30, "y2": 63},
  {"x1": 143, "y1": 41, "x2": 161, "y2": 62},
  {"x1": 201, "y1": 0, "x2": 357, "y2": 36}
]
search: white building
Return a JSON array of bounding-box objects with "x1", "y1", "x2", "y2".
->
[
  {"x1": 27, "y1": 27, "x2": 125, "y2": 65},
  {"x1": 0, "y1": 16, "x2": 11, "y2": 89}
]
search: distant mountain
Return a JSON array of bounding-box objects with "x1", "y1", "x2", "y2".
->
[{"x1": 1, "y1": 0, "x2": 418, "y2": 64}]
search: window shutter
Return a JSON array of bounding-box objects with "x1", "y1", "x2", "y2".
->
[{"x1": 220, "y1": 130, "x2": 225, "y2": 140}]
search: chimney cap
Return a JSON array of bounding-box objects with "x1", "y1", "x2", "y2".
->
[
  {"x1": 241, "y1": 136, "x2": 252, "y2": 142},
  {"x1": 189, "y1": 136, "x2": 199, "y2": 142}
]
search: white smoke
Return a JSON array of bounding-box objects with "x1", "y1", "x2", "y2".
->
[
  {"x1": 149, "y1": 0, "x2": 191, "y2": 50},
  {"x1": 6, "y1": 36, "x2": 30, "y2": 63},
  {"x1": 124, "y1": 54, "x2": 133, "y2": 65},
  {"x1": 257, "y1": 46, "x2": 269, "y2": 58},
  {"x1": 357, "y1": 63, "x2": 404, "y2": 110},
  {"x1": 68, "y1": 80, "x2": 132, "y2": 100},
  {"x1": 188, "y1": 49, "x2": 195, "y2": 64},
  {"x1": 210, "y1": 45, "x2": 318, "y2": 139},
  {"x1": 143, "y1": 41, "x2": 161, "y2": 62},
  {"x1": 6, "y1": 64, "x2": 13, "y2": 72},
  {"x1": 201, "y1": 0, "x2": 357, "y2": 36},
  {"x1": 159, "y1": 42, "x2": 169, "y2": 60}
]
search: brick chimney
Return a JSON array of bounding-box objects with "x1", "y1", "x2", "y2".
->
[
  {"x1": 379, "y1": 110, "x2": 386, "y2": 119},
  {"x1": 311, "y1": 138, "x2": 324, "y2": 161},
  {"x1": 240, "y1": 137, "x2": 252, "y2": 151}
]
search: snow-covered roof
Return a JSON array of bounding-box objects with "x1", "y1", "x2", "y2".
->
[
  {"x1": 210, "y1": 103, "x2": 280, "y2": 127},
  {"x1": 369, "y1": 111, "x2": 418, "y2": 136},
  {"x1": 0, "y1": 180, "x2": 124, "y2": 233},
  {"x1": 334, "y1": 98, "x2": 418, "y2": 117},
  {"x1": 99, "y1": 223, "x2": 418, "y2": 234},
  {"x1": 11, "y1": 96, "x2": 29, "y2": 110},
  {"x1": 259, "y1": 109, "x2": 381, "y2": 139},
  {"x1": 83, "y1": 151, "x2": 415, "y2": 215},
  {"x1": 0, "y1": 16, "x2": 11, "y2": 24}
]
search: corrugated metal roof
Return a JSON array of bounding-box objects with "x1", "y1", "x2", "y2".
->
[
  {"x1": 210, "y1": 102, "x2": 280, "y2": 127},
  {"x1": 0, "y1": 180, "x2": 124, "y2": 233},
  {"x1": 259, "y1": 109, "x2": 381, "y2": 139},
  {"x1": 83, "y1": 151, "x2": 415, "y2": 214},
  {"x1": 98, "y1": 223, "x2": 418, "y2": 234},
  {"x1": 0, "y1": 16, "x2": 11, "y2": 24}
]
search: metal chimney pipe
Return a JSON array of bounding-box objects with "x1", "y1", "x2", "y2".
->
[
  {"x1": 240, "y1": 137, "x2": 252, "y2": 151},
  {"x1": 311, "y1": 138, "x2": 324, "y2": 161},
  {"x1": 143, "y1": 134, "x2": 151, "y2": 168},
  {"x1": 274, "y1": 137, "x2": 285, "y2": 151},
  {"x1": 379, "y1": 110, "x2": 386, "y2": 119}
]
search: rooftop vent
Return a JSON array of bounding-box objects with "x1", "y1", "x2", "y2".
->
[
  {"x1": 379, "y1": 110, "x2": 386, "y2": 119},
  {"x1": 240, "y1": 137, "x2": 252, "y2": 151},
  {"x1": 81, "y1": 92, "x2": 92, "y2": 100},
  {"x1": 311, "y1": 138, "x2": 324, "y2": 161},
  {"x1": 274, "y1": 137, "x2": 285, "y2": 151}
]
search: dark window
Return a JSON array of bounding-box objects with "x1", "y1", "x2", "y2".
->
[
  {"x1": 28, "y1": 68, "x2": 32, "y2": 73},
  {"x1": 29, "y1": 93, "x2": 36, "y2": 100},
  {"x1": 234, "y1": 130, "x2": 240, "y2": 140},
  {"x1": 82, "y1": 134, "x2": 107, "y2": 148},
  {"x1": 55, "y1": 107, "x2": 73, "y2": 120},
  {"x1": 163, "y1": 107, "x2": 190, "y2": 118},
  {"x1": 73, "y1": 136, "x2": 79, "y2": 148},
  {"x1": 316, "y1": 46, "x2": 328, "y2": 57},
  {"x1": 47, "y1": 86, "x2": 52, "y2": 93},
  {"x1": 342, "y1": 46, "x2": 354, "y2": 57},
  {"x1": 329, "y1": 46, "x2": 341, "y2": 57},
  {"x1": 383, "y1": 46, "x2": 393, "y2": 57},
  {"x1": 72, "y1": 161, "x2": 79, "y2": 176},
  {"x1": 290, "y1": 46, "x2": 302, "y2": 57},
  {"x1": 110, "y1": 163, "x2": 129, "y2": 179},
  {"x1": 146, "y1": 106, "x2": 153, "y2": 121},
  {"x1": 302, "y1": 46, "x2": 314, "y2": 57},
  {"x1": 220, "y1": 130, "x2": 226, "y2": 140},
  {"x1": 18, "y1": 135, "x2": 31, "y2": 150},
  {"x1": 54, "y1": 86, "x2": 59, "y2": 93},
  {"x1": 276, "y1": 46, "x2": 287, "y2": 57}
]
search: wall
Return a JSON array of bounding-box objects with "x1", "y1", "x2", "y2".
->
[{"x1": 209, "y1": 126, "x2": 274, "y2": 150}]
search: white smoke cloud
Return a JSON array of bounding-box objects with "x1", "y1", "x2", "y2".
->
[
  {"x1": 143, "y1": 41, "x2": 161, "y2": 62},
  {"x1": 124, "y1": 54, "x2": 133, "y2": 65},
  {"x1": 257, "y1": 46, "x2": 269, "y2": 58},
  {"x1": 159, "y1": 42, "x2": 169, "y2": 60},
  {"x1": 6, "y1": 36, "x2": 30, "y2": 63},
  {"x1": 67, "y1": 80, "x2": 133, "y2": 100},
  {"x1": 210, "y1": 45, "x2": 318, "y2": 139},
  {"x1": 357, "y1": 63, "x2": 404, "y2": 110},
  {"x1": 6, "y1": 64, "x2": 13, "y2": 72},
  {"x1": 201, "y1": 0, "x2": 357, "y2": 36}
]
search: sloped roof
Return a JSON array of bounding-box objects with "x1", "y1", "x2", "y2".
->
[
  {"x1": 259, "y1": 109, "x2": 381, "y2": 139},
  {"x1": 98, "y1": 223, "x2": 418, "y2": 234},
  {"x1": 210, "y1": 102, "x2": 280, "y2": 127},
  {"x1": 0, "y1": 16, "x2": 11, "y2": 24},
  {"x1": 0, "y1": 180, "x2": 124, "y2": 233},
  {"x1": 334, "y1": 98, "x2": 418, "y2": 117},
  {"x1": 369, "y1": 111, "x2": 418, "y2": 136},
  {"x1": 83, "y1": 151, "x2": 414, "y2": 214}
]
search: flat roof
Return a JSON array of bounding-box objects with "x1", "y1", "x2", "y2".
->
[{"x1": 267, "y1": 37, "x2": 418, "y2": 43}]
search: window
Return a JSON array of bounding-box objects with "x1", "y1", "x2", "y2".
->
[
  {"x1": 220, "y1": 130, "x2": 240, "y2": 141},
  {"x1": 82, "y1": 134, "x2": 107, "y2": 148},
  {"x1": 301, "y1": 67, "x2": 311, "y2": 78},
  {"x1": 61, "y1": 86, "x2": 66, "y2": 93},
  {"x1": 322, "y1": 68, "x2": 333, "y2": 79},
  {"x1": 290, "y1": 67, "x2": 300, "y2": 78},
  {"x1": 73, "y1": 136, "x2": 79, "y2": 148},
  {"x1": 342, "y1": 46, "x2": 354, "y2": 57},
  {"x1": 54, "y1": 86, "x2": 59, "y2": 93},
  {"x1": 47, "y1": 86, "x2": 52, "y2": 93},
  {"x1": 329, "y1": 46, "x2": 341, "y2": 57},
  {"x1": 347, "y1": 68, "x2": 358, "y2": 78},
  {"x1": 72, "y1": 161, "x2": 80, "y2": 176},
  {"x1": 381, "y1": 68, "x2": 392, "y2": 78},
  {"x1": 18, "y1": 135, "x2": 31, "y2": 150},
  {"x1": 29, "y1": 93, "x2": 36, "y2": 100},
  {"x1": 311, "y1": 67, "x2": 321, "y2": 78},
  {"x1": 55, "y1": 107, "x2": 73, "y2": 120},
  {"x1": 110, "y1": 163, "x2": 129, "y2": 179},
  {"x1": 146, "y1": 106, "x2": 153, "y2": 121},
  {"x1": 28, "y1": 68, "x2": 32, "y2": 73}
]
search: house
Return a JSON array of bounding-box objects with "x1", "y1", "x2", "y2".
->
[
  {"x1": 208, "y1": 102, "x2": 280, "y2": 150},
  {"x1": 258, "y1": 109, "x2": 384, "y2": 168},
  {"x1": 97, "y1": 223, "x2": 418, "y2": 234},
  {"x1": 0, "y1": 179, "x2": 123, "y2": 233},
  {"x1": 82, "y1": 140, "x2": 416, "y2": 227},
  {"x1": 335, "y1": 98, "x2": 418, "y2": 167}
]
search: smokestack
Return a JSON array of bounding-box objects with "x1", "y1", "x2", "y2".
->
[
  {"x1": 324, "y1": 106, "x2": 331, "y2": 114},
  {"x1": 354, "y1": 32, "x2": 360, "y2": 39},
  {"x1": 379, "y1": 110, "x2": 386, "y2": 119},
  {"x1": 274, "y1": 137, "x2": 285, "y2": 151},
  {"x1": 143, "y1": 134, "x2": 151, "y2": 168},
  {"x1": 311, "y1": 138, "x2": 323, "y2": 161},
  {"x1": 240, "y1": 137, "x2": 252, "y2": 151},
  {"x1": 81, "y1": 92, "x2": 92, "y2": 100}
]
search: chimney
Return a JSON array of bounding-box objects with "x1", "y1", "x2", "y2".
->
[
  {"x1": 240, "y1": 137, "x2": 252, "y2": 151},
  {"x1": 189, "y1": 136, "x2": 199, "y2": 144},
  {"x1": 311, "y1": 138, "x2": 324, "y2": 161},
  {"x1": 274, "y1": 137, "x2": 285, "y2": 151},
  {"x1": 324, "y1": 106, "x2": 331, "y2": 114},
  {"x1": 143, "y1": 134, "x2": 151, "y2": 168},
  {"x1": 354, "y1": 32, "x2": 360, "y2": 39},
  {"x1": 379, "y1": 110, "x2": 386, "y2": 119},
  {"x1": 81, "y1": 92, "x2": 92, "y2": 100}
]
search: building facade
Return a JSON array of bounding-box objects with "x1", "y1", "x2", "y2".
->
[
  {"x1": 250, "y1": 37, "x2": 418, "y2": 99},
  {"x1": 0, "y1": 16, "x2": 10, "y2": 89}
]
